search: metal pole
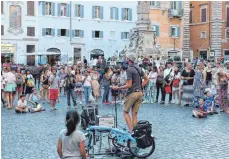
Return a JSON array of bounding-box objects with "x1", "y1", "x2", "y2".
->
[{"x1": 70, "y1": 1, "x2": 72, "y2": 42}]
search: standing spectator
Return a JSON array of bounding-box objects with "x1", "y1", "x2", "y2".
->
[
  {"x1": 111, "y1": 69, "x2": 120, "y2": 104},
  {"x1": 82, "y1": 71, "x2": 92, "y2": 104},
  {"x1": 59, "y1": 67, "x2": 67, "y2": 96},
  {"x1": 203, "y1": 63, "x2": 212, "y2": 88},
  {"x1": 15, "y1": 68, "x2": 24, "y2": 101},
  {"x1": 75, "y1": 69, "x2": 83, "y2": 102},
  {"x1": 148, "y1": 66, "x2": 158, "y2": 103},
  {"x1": 181, "y1": 63, "x2": 195, "y2": 107},
  {"x1": 102, "y1": 67, "x2": 112, "y2": 104},
  {"x1": 161, "y1": 62, "x2": 174, "y2": 104},
  {"x1": 83, "y1": 56, "x2": 87, "y2": 68},
  {"x1": 193, "y1": 63, "x2": 204, "y2": 107},
  {"x1": 4, "y1": 67, "x2": 16, "y2": 109},
  {"x1": 119, "y1": 66, "x2": 127, "y2": 103},
  {"x1": 91, "y1": 70, "x2": 100, "y2": 103},
  {"x1": 48, "y1": 68, "x2": 60, "y2": 111},
  {"x1": 155, "y1": 66, "x2": 164, "y2": 103},
  {"x1": 57, "y1": 110, "x2": 86, "y2": 159},
  {"x1": 25, "y1": 70, "x2": 34, "y2": 99},
  {"x1": 40, "y1": 70, "x2": 49, "y2": 104},
  {"x1": 172, "y1": 66, "x2": 180, "y2": 104},
  {"x1": 65, "y1": 68, "x2": 77, "y2": 109}
]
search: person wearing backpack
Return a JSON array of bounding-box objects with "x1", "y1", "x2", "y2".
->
[
  {"x1": 112, "y1": 53, "x2": 149, "y2": 132},
  {"x1": 65, "y1": 68, "x2": 77, "y2": 109},
  {"x1": 16, "y1": 68, "x2": 24, "y2": 101}
]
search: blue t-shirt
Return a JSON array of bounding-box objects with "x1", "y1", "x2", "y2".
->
[{"x1": 204, "y1": 96, "x2": 214, "y2": 108}]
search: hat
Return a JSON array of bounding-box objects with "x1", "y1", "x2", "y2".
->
[
  {"x1": 126, "y1": 53, "x2": 136, "y2": 62},
  {"x1": 204, "y1": 88, "x2": 211, "y2": 94}
]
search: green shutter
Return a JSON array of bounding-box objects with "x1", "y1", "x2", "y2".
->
[
  {"x1": 75, "y1": 4, "x2": 78, "y2": 17},
  {"x1": 51, "y1": 3, "x2": 55, "y2": 16},
  {"x1": 121, "y1": 32, "x2": 124, "y2": 39},
  {"x1": 42, "y1": 2, "x2": 46, "y2": 15},
  {"x1": 156, "y1": 1, "x2": 160, "y2": 7},
  {"x1": 57, "y1": 3, "x2": 61, "y2": 16},
  {"x1": 42, "y1": 28, "x2": 46, "y2": 36},
  {"x1": 58, "y1": 29, "x2": 61, "y2": 36},
  {"x1": 100, "y1": 6, "x2": 103, "y2": 19},
  {"x1": 121, "y1": 8, "x2": 124, "y2": 20},
  {"x1": 92, "y1": 6, "x2": 95, "y2": 19},
  {"x1": 80, "y1": 5, "x2": 84, "y2": 18},
  {"x1": 177, "y1": 26, "x2": 180, "y2": 37},
  {"x1": 170, "y1": 26, "x2": 172, "y2": 37},
  {"x1": 92, "y1": 31, "x2": 95, "y2": 38},
  {"x1": 52, "y1": 29, "x2": 55, "y2": 36},
  {"x1": 66, "y1": 30, "x2": 69, "y2": 37},
  {"x1": 115, "y1": 8, "x2": 118, "y2": 20},
  {"x1": 110, "y1": 7, "x2": 113, "y2": 19},
  {"x1": 156, "y1": 25, "x2": 159, "y2": 36},
  {"x1": 128, "y1": 8, "x2": 132, "y2": 21},
  {"x1": 100, "y1": 31, "x2": 103, "y2": 38},
  {"x1": 72, "y1": 30, "x2": 75, "y2": 37},
  {"x1": 80, "y1": 30, "x2": 84, "y2": 38}
]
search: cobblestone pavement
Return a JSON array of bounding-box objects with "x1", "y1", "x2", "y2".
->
[{"x1": 2, "y1": 93, "x2": 229, "y2": 159}]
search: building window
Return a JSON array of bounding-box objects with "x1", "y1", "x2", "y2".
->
[
  {"x1": 110, "y1": 31, "x2": 115, "y2": 39},
  {"x1": 27, "y1": 27, "x2": 35, "y2": 36},
  {"x1": 27, "y1": 1, "x2": 34, "y2": 16},
  {"x1": 171, "y1": 1, "x2": 177, "y2": 10},
  {"x1": 122, "y1": 8, "x2": 132, "y2": 21},
  {"x1": 227, "y1": 6, "x2": 229, "y2": 27},
  {"x1": 110, "y1": 7, "x2": 118, "y2": 20},
  {"x1": 73, "y1": 29, "x2": 84, "y2": 38},
  {"x1": 170, "y1": 26, "x2": 180, "y2": 37},
  {"x1": 26, "y1": 45, "x2": 35, "y2": 53},
  {"x1": 60, "y1": 3, "x2": 66, "y2": 16},
  {"x1": 1, "y1": 25, "x2": 4, "y2": 35},
  {"x1": 201, "y1": 7, "x2": 207, "y2": 23},
  {"x1": 95, "y1": 6, "x2": 100, "y2": 18},
  {"x1": 121, "y1": 32, "x2": 129, "y2": 40},
  {"x1": 46, "y1": 2, "x2": 52, "y2": 15},
  {"x1": 190, "y1": 10, "x2": 192, "y2": 23},
  {"x1": 46, "y1": 28, "x2": 52, "y2": 36},
  {"x1": 226, "y1": 30, "x2": 229, "y2": 39},
  {"x1": 92, "y1": 6, "x2": 103, "y2": 19},
  {"x1": 201, "y1": 32, "x2": 206, "y2": 39},
  {"x1": 61, "y1": 29, "x2": 66, "y2": 36},
  {"x1": 75, "y1": 4, "x2": 84, "y2": 18},
  {"x1": 92, "y1": 31, "x2": 103, "y2": 39},
  {"x1": 1, "y1": 1, "x2": 3, "y2": 14},
  {"x1": 150, "y1": 1, "x2": 160, "y2": 8}
]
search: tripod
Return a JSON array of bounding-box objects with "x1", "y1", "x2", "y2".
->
[{"x1": 114, "y1": 93, "x2": 118, "y2": 128}]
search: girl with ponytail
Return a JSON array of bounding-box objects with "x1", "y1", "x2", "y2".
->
[{"x1": 57, "y1": 110, "x2": 86, "y2": 159}]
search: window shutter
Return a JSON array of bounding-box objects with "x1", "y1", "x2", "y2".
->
[
  {"x1": 80, "y1": 30, "x2": 84, "y2": 38},
  {"x1": 178, "y1": 1, "x2": 182, "y2": 10},
  {"x1": 75, "y1": 4, "x2": 78, "y2": 17},
  {"x1": 57, "y1": 3, "x2": 61, "y2": 16},
  {"x1": 1, "y1": 1, "x2": 3, "y2": 14},
  {"x1": 115, "y1": 8, "x2": 118, "y2": 20},
  {"x1": 177, "y1": 26, "x2": 180, "y2": 37},
  {"x1": 52, "y1": 29, "x2": 55, "y2": 36},
  {"x1": 92, "y1": 31, "x2": 95, "y2": 38},
  {"x1": 51, "y1": 3, "x2": 55, "y2": 16},
  {"x1": 128, "y1": 8, "x2": 132, "y2": 21},
  {"x1": 227, "y1": 7, "x2": 229, "y2": 27},
  {"x1": 92, "y1": 6, "x2": 95, "y2": 19},
  {"x1": 42, "y1": 2, "x2": 46, "y2": 15},
  {"x1": 156, "y1": 1, "x2": 160, "y2": 7},
  {"x1": 121, "y1": 32, "x2": 124, "y2": 39},
  {"x1": 80, "y1": 5, "x2": 84, "y2": 18},
  {"x1": 121, "y1": 8, "x2": 124, "y2": 20},
  {"x1": 58, "y1": 29, "x2": 61, "y2": 36},
  {"x1": 127, "y1": 32, "x2": 130, "y2": 39},
  {"x1": 42, "y1": 28, "x2": 46, "y2": 36},
  {"x1": 100, "y1": 6, "x2": 103, "y2": 19},
  {"x1": 156, "y1": 25, "x2": 159, "y2": 36},
  {"x1": 170, "y1": 26, "x2": 172, "y2": 37},
  {"x1": 189, "y1": 10, "x2": 192, "y2": 23},
  {"x1": 110, "y1": 7, "x2": 113, "y2": 19},
  {"x1": 170, "y1": 1, "x2": 173, "y2": 9},
  {"x1": 100, "y1": 31, "x2": 103, "y2": 38},
  {"x1": 72, "y1": 30, "x2": 75, "y2": 37},
  {"x1": 66, "y1": 30, "x2": 69, "y2": 37},
  {"x1": 66, "y1": 4, "x2": 70, "y2": 17},
  {"x1": 201, "y1": 8, "x2": 206, "y2": 22},
  {"x1": 32, "y1": 27, "x2": 35, "y2": 36}
]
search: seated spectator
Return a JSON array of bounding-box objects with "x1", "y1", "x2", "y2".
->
[
  {"x1": 192, "y1": 98, "x2": 207, "y2": 118},
  {"x1": 15, "y1": 94, "x2": 29, "y2": 113},
  {"x1": 204, "y1": 89, "x2": 218, "y2": 115},
  {"x1": 28, "y1": 88, "x2": 45, "y2": 113}
]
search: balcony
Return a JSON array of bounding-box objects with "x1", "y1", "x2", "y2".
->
[{"x1": 168, "y1": 9, "x2": 183, "y2": 18}]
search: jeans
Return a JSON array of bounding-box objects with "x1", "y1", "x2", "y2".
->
[
  {"x1": 84, "y1": 86, "x2": 91, "y2": 103},
  {"x1": 156, "y1": 83, "x2": 164, "y2": 101},
  {"x1": 66, "y1": 89, "x2": 77, "y2": 106},
  {"x1": 103, "y1": 85, "x2": 110, "y2": 102}
]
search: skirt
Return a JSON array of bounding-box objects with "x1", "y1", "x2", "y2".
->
[
  {"x1": 4, "y1": 83, "x2": 16, "y2": 92},
  {"x1": 182, "y1": 85, "x2": 194, "y2": 105},
  {"x1": 49, "y1": 89, "x2": 59, "y2": 100}
]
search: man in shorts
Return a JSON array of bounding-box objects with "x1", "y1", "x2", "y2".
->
[
  {"x1": 112, "y1": 53, "x2": 149, "y2": 132},
  {"x1": 49, "y1": 68, "x2": 60, "y2": 111}
]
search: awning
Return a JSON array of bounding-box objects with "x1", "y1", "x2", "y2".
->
[{"x1": 21, "y1": 52, "x2": 62, "y2": 56}]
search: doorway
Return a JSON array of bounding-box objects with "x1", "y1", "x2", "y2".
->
[
  {"x1": 73, "y1": 48, "x2": 81, "y2": 64},
  {"x1": 199, "y1": 50, "x2": 207, "y2": 60},
  {"x1": 224, "y1": 50, "x2": 229, "y2": 62},
  {"x1": 46, "y1": 48, "x2": 61, "y2": 65}
]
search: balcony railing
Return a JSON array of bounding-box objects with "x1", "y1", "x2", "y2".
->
[{"x1": 168, "y1": 9, "x2": 183, "y2": 18}]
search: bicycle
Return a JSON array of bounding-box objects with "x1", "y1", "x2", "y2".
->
[{"x1": 84, "y1": 124, "x2": 155, "y2": 158}]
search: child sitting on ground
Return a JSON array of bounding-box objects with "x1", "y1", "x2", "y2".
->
[
  {"x1": 204, "y1": 88, "x2": 218, "y2": 115},
  {"x1": 15, "y1": 94, "x2": 30, "y2": 113},
  {"x1": 192, "y1": 98, "x2": 207, "y2": 118}
]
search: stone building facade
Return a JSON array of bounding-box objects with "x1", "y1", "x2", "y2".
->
[{"x1": 190, "y1": 1, "x2": 229, "y2": 61}]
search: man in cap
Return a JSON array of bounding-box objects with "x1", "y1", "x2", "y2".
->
[{"x1": 112, "y1": 53, "x2": 149, "y2": 132}]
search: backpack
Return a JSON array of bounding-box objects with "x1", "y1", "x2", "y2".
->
[{"x1": 17, "y1": 76, "x2": 23, "y2": 86}]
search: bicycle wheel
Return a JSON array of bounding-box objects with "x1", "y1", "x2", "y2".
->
[
  {"x1": 111, "y1": 137, "x2": 125, "y2": 148},
  {"x1": 127, "y1": 137, "x2": 155, "y2": 158}
]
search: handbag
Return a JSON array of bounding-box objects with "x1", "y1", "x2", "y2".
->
[
  {"x1": 173, "y1": 79, "x2": 180, "y2": 87},
  {"x1": 164, "y1": 85, "x2": 172, "y2": 94},
  {"x1": 164, "y1": 69, "x2": 173, "y2": 83}
]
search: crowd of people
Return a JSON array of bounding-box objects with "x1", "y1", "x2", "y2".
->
[{"x1": 1, "y1": 55, "x2": 229, "y2": 116}]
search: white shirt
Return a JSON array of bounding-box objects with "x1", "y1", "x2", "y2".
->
[
  {"x1": 5, "y1": 72, "x2": 16, "y2": 84},
  {"x1": 83, "y1": 76, "x2": 91, "y2": 87},
  {"x1": 148, "y1": 72, "x2": 158, "y2": 83},
  {"x1": 164, "y1": 68, "x2": 174, "y2": 80},
  {"x1": 17, "y1": 99, "x2": 27, "y2": 106}
]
